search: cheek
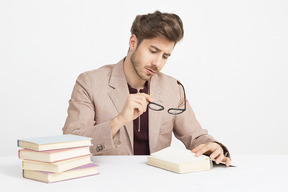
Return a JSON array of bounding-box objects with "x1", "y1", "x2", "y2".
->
[
  {"x1": 140, "y1": 51, "x2": 154, "y2": 64},
  {"x1": 135, "y1": 49, "x2": 148, "y2": 61},
  {"x1": 158, "y1": 60, "x2": 167, "y2": 70}
]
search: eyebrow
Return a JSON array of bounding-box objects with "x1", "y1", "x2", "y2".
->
[{"x1": 150, "y1": 45, "x2": 171, "y2": 56}]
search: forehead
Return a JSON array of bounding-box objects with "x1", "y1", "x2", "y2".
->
[{"x1": 140, "y1": 36, "x2": 175, "y2": 53}]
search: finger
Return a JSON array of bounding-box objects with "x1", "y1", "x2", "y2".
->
[
  {"x1": 141, "y1": 93, "x2": 155, "y2": 103},
  {"x1": 135, "y1": 96, "x2": 149, "y2": 112},
  {"x1": 215, "y1": 153, "x2": 224, "y2": 164},
  {"x1": 210, "y1": 148, "x2": 222, "y2": 160},
  {"x1": 222, "y1": 156, "x2": 231, "y2": 167},
  {"x1": 133, "y1": 103, "x2": 144, "y2": 116},
  {"x1": 195, "y1": 142, "x2": 218, "y2": 156},
  {"x1": 191, "y1": 144, "x2": 205, "y2": 153},
  {"x1": 129, "y1": 95, "x2": 148, "y2": 112},
  {"x1": 134, "y1": 94, "x2": 150, "y2": 105},
  {"x1": 224, "y1": 157, "x2": 231, "y2": 167},
  {"x1": 195, "y1": 144, "x2": 211, "y2": 157},
  {"x1": 132, "y1": 93, "x2": 154, "y2": 109}
]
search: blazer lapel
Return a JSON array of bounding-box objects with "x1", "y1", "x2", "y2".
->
[
  {"x1": 108, "y1": 60, "x2": 134, "y2": 149},
  {"x1": 149, "y1": 75, "x2": 164, "y2": 153}
]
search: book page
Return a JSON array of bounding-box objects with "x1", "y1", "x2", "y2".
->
[{"x1": 151, "y1": 147, "x2": 209, "y2": 164}]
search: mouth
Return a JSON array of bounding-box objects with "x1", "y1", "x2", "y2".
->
[{"x1": 146, "y1": 68, "x2": 156, "y2": 75}]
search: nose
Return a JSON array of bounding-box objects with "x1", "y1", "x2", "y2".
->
[{"x1": 152, "y1": 55, "x2": 162, "y2": 68}]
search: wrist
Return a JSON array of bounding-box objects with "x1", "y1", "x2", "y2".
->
[
  {"x1": 110, "y1": 115, "x2": 126, "y2": 137},
  {"x1": 114, "y1": 115, "x2": 127, "y2": 126}
]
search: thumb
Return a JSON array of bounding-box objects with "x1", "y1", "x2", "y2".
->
[{"x1": 145, "y1": 94, "x2": 155, "y2": 103}]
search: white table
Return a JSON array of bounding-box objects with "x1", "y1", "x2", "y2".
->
[{"x1": 0, "y1": 155, "x2": 287, "y2": 192}]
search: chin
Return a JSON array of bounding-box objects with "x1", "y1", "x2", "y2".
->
[{"x1": 140, "y1": 75, "x2": 151, "y2": 81}]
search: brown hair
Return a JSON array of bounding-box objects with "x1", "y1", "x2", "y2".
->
[{"x1": 130, "y1": 11, "x2": 184, "y2": 45}]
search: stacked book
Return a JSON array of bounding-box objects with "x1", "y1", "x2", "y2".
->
[{"x1": 17, "y1": 134, "x2": 99, "y2": 183}]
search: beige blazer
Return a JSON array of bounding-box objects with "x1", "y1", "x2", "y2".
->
[{"x1": 63, "y1": 59, "x2": 228, "y2": 156}]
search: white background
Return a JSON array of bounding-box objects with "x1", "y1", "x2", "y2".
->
[{"x1": 0, "y1": 0, "x2": 287, "y2": 157}]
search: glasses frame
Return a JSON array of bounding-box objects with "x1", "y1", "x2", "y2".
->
[{"x1": 148, "y1": 81, "x2": 186, "y2": 115}]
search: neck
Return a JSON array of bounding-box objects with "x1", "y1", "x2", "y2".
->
[{"x1": 123, "y1": 56, "x2": 146, "y2": 90}]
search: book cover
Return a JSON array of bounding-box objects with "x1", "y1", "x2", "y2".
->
[
  {"x1": 22, "y1": 155, "x2": 92, "y2": 172},
  {"x1": 23, "y1": 163, "x2": 99, "y2": 183},
  {"x1": 18, "y1": 146, "x2": 91, "y2": 163},
  {"x1": 17, "y1": 134, "x2": 92, "y2": 151}
]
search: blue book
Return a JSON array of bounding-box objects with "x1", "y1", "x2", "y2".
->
[{"x1": 17, "y1": 134, "x2": 92, "y2": 151}]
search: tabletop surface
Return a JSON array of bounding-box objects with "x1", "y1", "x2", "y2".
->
[{"x1": 1, "y1": 155, "x2": 287, "y2": 192}]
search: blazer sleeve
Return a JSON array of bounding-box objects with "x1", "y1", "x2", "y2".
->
[
  {"x1": 62, "y1": 73, "x2": 116, "y2": 155},
  {"x1": 173, "y1": 86, "x2": 231, "y2": 158}
]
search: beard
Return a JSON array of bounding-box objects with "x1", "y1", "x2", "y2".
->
[{"x1": 130, "y1": 49, "x2": 158, "y2": 81}]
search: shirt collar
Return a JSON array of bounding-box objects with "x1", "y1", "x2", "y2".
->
[{"x1": 127, "y1": 81, "x2": 149, "y2": 94}]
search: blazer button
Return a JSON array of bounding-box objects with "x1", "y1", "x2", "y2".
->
[{"x1": 96, "y1": 145, "x2": 104, "y2": 152}]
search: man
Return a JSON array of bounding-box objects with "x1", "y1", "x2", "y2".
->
[{"x1": 63, "y1": 11, "x2": 231, "y2": 166}]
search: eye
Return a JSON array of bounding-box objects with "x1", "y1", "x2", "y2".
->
[
  {"x1": 150, "y1": 49, "x2": 157, "y2": 54},
  {"x1": 163, "y1": 55, "x2": 169, "y2": 60}
]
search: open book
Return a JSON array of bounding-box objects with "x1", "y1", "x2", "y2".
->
[{"x1": 147, "y1": 147, "x2": 212, "y2": 173}]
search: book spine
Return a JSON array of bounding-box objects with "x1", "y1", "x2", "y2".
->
[
  {"x1": 17, "y1": 140, "x2": 19, "y2": 147},
  {"x1": 23, "y1": 172, "x2": 99, "y2": 183}
]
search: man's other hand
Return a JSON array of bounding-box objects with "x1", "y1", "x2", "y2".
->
[{"x1": 192, "y1": 142, "x2": 231, "y2": 167}]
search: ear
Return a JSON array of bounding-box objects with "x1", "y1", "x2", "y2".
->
[{"x1": 129, "y1": 34, "x2": 138, "y2": 51}]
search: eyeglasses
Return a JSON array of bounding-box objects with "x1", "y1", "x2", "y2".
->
[{"x1": 148, "y1": 81, "x2": 186, "y2": 115}]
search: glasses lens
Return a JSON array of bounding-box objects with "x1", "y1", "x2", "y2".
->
[
  {"x1": 148, "y1": 102, "x2": 164, "y2": 111},
  {"x1": 168, "y1": 108, "x2": 185, "y2": 115}
]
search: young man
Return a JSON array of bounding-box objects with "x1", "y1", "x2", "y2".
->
[{"x1": 63, "y1": 11, "x2": 231, "y2": 166}]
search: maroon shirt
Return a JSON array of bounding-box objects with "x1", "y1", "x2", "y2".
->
[{"x1": 127, "y1": 82, "x2": 150, "y2": 155}]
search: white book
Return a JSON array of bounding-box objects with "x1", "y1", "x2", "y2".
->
[
  {"x1": 147, "y1": 147, "x2": 212, "y2": 173},
  {"x1": 17, "y1": 134, "x2": 92, "y2": 151},
  {"x1": 23, "y1": 163, "x2": 99, "y2": 183},
  {"x1": 22, "y1": 155, "x2": 92, "y2": 173}
]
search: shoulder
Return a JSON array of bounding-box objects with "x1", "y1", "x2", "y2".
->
[
  {"x1": 75, "y1": 63, "x2": 116, "y2": 86},
  {"x1": 81, "y1": 64, "x2": 114, "y2": 79}
]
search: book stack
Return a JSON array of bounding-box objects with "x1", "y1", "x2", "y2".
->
[{"x1": 17, "y1": 134, "x2": 99, "y2": 183}]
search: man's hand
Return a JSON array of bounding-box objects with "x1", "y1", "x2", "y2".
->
[
  {"x1": 118, "y1": 93, "x2": 154, "y2": 124},
  {"x1": 110, "y1": 93, "x2": 154, "y2": 137},
  {"x1": 192, "y1": 142, "x2": 231, "y2": 167}
]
